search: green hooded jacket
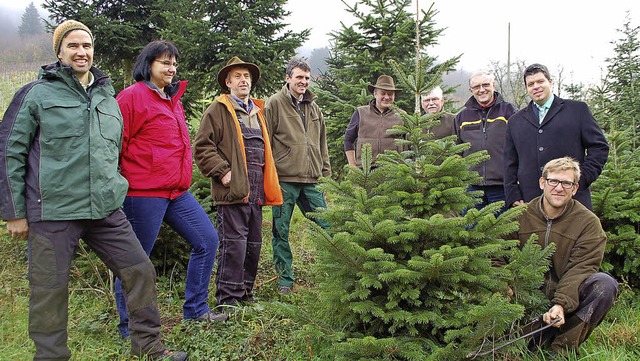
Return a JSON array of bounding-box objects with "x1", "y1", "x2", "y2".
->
[{"x1": 0, "y1": 62, "x2": 128, "y2": 221}]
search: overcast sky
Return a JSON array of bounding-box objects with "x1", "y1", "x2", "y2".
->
[
  {"x1": 285, "y1": 0, "x2": 640, "y2": 85},
  {"x1": 4, "y1": 0, "x2": 638, "y2": 84}
]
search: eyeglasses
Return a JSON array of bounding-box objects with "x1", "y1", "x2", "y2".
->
[
  {"x1": 544, "y1": 178, "x2": 576, "y2": 189},
  {"x1": 470, "y1": 83, "x2": 492, "y2": 91},
  {"x1": 155, "y1": 60, "x2": 178, "y2": 69}
]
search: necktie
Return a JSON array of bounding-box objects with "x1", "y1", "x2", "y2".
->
[{"x1": 538, "y1": 105, "x2": 547, "y2": 124}]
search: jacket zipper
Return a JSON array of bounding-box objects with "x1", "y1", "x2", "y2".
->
[
  {"x1": 482, "y1": 109, "x2": 488, "y2": 184},
  {"x1": 545, "y1": 218, "x2": 552, "y2": 247}
]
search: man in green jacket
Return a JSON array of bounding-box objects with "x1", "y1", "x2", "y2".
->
[
  {"x1": 0, "y1": 20, "x2": 185, "y2": 361},
  {"x1": 265, "y1": 56, "x2": 331, "y2": 294},
  {"x1": 515, "y1": 157, "x2": 617, "y2": 356}
]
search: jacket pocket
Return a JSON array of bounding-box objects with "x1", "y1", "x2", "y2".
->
[
  {"x1": 40, "y1": 99, "x2": 85, "y2": 140},
  {"x1": 96, "y1": 102, "x2": 122, "y2": 144},
  {"x1": 274, "y1": 145, "x2": 292, "y2": 163},
  {"x1": 307, "y1": 144, "x2": 322, "y2": 178}
]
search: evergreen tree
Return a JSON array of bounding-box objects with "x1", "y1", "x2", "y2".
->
[
  {"x1": 591, "y1": 131, "x2": 640, "y2": 289},
  {"x1": 18, "y1": 2, "x2": 45, "y2": 38},
  {"x1": 162, "y1": 0, "x2": 309, "y2": 114},
  {"x1": 44, "y1": 0, "x2": 170, "y2": 88},
  {"x1": 315, "y1": 0, "x2": 459, "y2": 176},
  {"x1": 299, "y1": 62, "x2": 552, "y2": 358},
  {"x1": 596, "y1": 13, "x2": 640, "y2": 146},
  {"x1": 590, "y1": 13, "x2": 640, "y2": 288},
  {"x1": 563, "y1": 82, "x2": 586, "y2": 101},
  {"x1": 309, "y1": 46, "x2": 330, "y2": 75},
  {"x1": 42, "y1": 0, "x2": 307, "y2": 116}
]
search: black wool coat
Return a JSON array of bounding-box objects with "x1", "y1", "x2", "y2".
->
[{"x1": 503, "y1": 96, "x2": 609, "y2": 210}]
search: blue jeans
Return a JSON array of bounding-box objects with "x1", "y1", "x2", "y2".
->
[
  {"x1": 467, "y1": 185, "x2": 508, "y2": 215},
  {"x1": 115, "y1": 192, "x2": 218, "y2": 338}
]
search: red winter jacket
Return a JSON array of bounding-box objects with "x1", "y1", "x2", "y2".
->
[{"x1": 117, "y1": 80, "x2": 191, "y2": 199}]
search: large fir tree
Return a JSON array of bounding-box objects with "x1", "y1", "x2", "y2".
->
[
  {"x1": 315, "y1": 0, "x2": 459, "y2": 176},
  {"x1": 44, "y1": 0, "x2": 169, "y2": 88},
  {"x1": 18, "y1": 2, "x2": 45, "y2": 38},
  {"x1": 590, "y1": 14, "x2": 640, "y2": 288},
  {"x1": 161, "y1": 0, "x2": 309, "y2": 114},
  {"x1": 42, "y1": 0, "x2": 307, "y2": 117},
  {"x1": 299, "y1": 62, "x2": 553, "y2": 358}
]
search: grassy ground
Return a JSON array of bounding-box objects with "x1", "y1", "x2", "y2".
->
[{"x1": 1, "y1": 208, "x2": 639, "y2": 360}]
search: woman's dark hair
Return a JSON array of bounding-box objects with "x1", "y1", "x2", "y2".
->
[{"x1": 132, "y1": 40, "x2": 180, "y2": 82}]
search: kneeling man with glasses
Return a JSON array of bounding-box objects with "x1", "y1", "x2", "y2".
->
[{"x1": 512, "y1": 157, "x2": 617, "y2": 356}]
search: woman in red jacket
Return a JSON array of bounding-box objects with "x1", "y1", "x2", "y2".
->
[{"x1": 114, "y1": 40, "x2": 225, "y2": 339}]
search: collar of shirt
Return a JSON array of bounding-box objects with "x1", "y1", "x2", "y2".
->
[
  {"x1": 289, "y1": 91, "x2": 304, "y2": 105},
  {"x1": 536, "y1": 94, "x2": 554, "y2": 112},
  {"x1": 230, "y1": 94, "x2": 254, "y2": 113},
  {"x1": 143, "y1": 80, "x2": 169, "y2": 98},
  {"x1": 83, "y1": 72, "x2": 95, "y2": 90}
]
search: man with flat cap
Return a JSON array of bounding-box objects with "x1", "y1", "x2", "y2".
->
[
  {"x1": 0, "y1": 20, "x2": 186, "y2": 360},
  {"x1": 344, "y1": 74, "x2": 404, "y2": 167},
  {"x1": 194, "y1": 56, "x2": 282, "y2": 310}
]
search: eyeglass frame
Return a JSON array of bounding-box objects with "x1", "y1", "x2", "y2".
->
[
  {"x1": 543, "y1": 177, "x2": 577, "y2": 189},
  {"x1": 469, "y1": 82, "x2": 493, "y2": 91},
  {"x1": 154, "y1": 59, "x2": 178, "y2": 69}
]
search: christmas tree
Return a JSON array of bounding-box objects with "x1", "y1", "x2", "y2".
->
[{"x1": 302, "y1": 63, "x2": 554, "y2": 360}]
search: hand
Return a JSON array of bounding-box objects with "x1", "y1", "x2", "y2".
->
[
  {"x1": 221, "y1": 171, "x2": 231, "y2": 187},
  {"x1": 7, "y1": 218, "x2": 28, "y2": 239},
  {"x1": 345, "y1": 150, "x2": 357, "y2": 167},
  {"x1": 543, "y1": 304, "x2": 565, "y2": 328},
  {"x1": 512, "y1": 200, "x2": 525, "y2": 207}
]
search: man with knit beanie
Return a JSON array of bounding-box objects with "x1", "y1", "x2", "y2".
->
[{"x1": 0, "y1": 20, "x2": 187, "y2": 361}]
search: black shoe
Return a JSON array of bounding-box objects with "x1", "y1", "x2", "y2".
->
[{"x1": 153, "y1": 349, "x2": 188, "y2": 361}]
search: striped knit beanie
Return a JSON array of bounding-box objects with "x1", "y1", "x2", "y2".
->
[{"x1": 52, "y1": 20, "x2": 93, "y2": 55}]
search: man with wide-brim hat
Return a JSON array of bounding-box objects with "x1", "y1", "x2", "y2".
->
[
  {"x1": 366, "y1": 74, "x2": 403, "y2": 94},
  {"x1": 195, "y1": 56, "x2": 282, "y2": 310},
  {"x1": 217, "y1": 56, "x2": 260, "y2": 91},
  {"x1": 344, "y1": 74, "x2": 404, "y2": 167}
]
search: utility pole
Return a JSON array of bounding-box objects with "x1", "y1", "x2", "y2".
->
[{"x1": 507, "y1": 22, "x2": 511, "y2": 93}]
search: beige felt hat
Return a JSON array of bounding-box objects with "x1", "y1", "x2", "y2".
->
[{"x1": 217, "y1": 56, "x2": 261, "y2": 91}]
